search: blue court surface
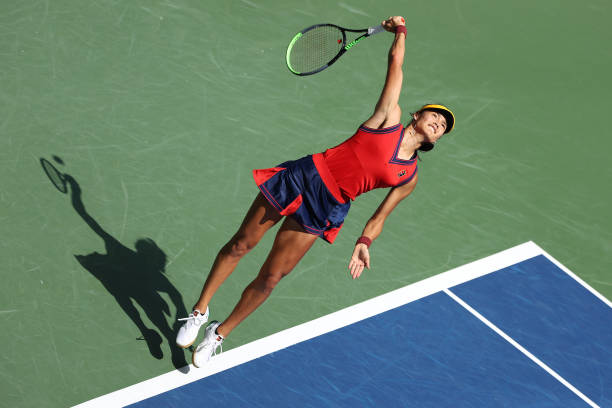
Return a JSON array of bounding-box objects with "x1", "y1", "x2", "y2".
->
[{"x1": 76, "y1": 242, "x2": 612, "y2": 407}]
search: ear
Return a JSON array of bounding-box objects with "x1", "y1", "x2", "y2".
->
[{"x1": 412, "y1": 111, "x2": 419, "y2": 121}]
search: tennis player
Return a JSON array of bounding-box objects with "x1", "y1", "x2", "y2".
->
[{"x1": 177, "y1": 15, "x2": 455, "y2": 367}]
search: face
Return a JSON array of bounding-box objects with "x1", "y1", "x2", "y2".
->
[{"x1": 413, "y1": 110, "x2": 447, "y2": 142}]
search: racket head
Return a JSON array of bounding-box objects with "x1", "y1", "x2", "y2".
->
[
  {"x1": 286, "y1": 24, "x2": 347, "y2": 76},
  {"x1": 40, "y1": 158, "x2": 67, "y2": 194}
]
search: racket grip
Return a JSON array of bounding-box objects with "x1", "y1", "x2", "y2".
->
[{"x1": 367, "y1": 24, "x2": 385, "y2": 36}]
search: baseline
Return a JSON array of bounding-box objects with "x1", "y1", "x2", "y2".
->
[{"x1": 74, "y1": 241, "x2": 543, "y2": 407}]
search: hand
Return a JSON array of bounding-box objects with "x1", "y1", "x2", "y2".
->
[
  {"x1": 382, "y1": 16, "x2": 405, "y2": 32},
  {"x1": 348, "y1": 243, "x2": 370, "y2": 279},
  {"x1": 63, "y1": 174, "x2": 81, "y2": 195},
  {"x1": 63, "y1": 174, "x2": 85, "y2": 212}
]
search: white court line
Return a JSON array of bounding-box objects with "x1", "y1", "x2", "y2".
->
[
  {"x1": 538, "y1": 246, "x2": 612, "y2": 309},
  {"x1": 444, "y1": 288, "x2": 599, "y2": 408},
  {"x1": 72, "y1": 241, "x2": 605, "y2": 407}
]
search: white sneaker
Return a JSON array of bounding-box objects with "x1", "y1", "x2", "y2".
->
[
  {"x1": 176, "y1": 307, "x2": 209, "y2": 348},
  {"x1": 192, "y1": 321, "x2": 224, "y2": 368}
]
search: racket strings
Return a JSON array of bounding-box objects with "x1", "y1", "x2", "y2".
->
[{"x1": 289, "y1": 26, "x2": 344, "y2": 74}]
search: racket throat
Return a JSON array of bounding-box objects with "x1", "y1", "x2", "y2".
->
[{"x1": 345, "y1": 36, "x2": 366, "y2": 50}]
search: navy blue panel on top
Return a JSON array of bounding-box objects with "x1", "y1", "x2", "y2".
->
[
  {"x1": 452, "y1": 255, "x2": 612, "y2": 407},
  {"x1": 130, "y1": 291, "x2": 586, "y2": 408}
]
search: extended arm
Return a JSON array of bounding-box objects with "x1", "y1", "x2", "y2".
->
[
  {"x1": 362, "y1": 16, "x2": 406, "y2": 130},
  {"x1": 348, "y1": 174, "x2": 418, "y2": 279},
  {"x1": 64, "y1": 173, "x2": 119, "y2": 249}
]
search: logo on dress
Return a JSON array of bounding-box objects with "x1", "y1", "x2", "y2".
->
[{"x1": 398, "y1": 170, "x2": 406, "y2": 177}]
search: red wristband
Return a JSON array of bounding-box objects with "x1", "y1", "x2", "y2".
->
[
  {"x1": 356, "y1": 236, "x2": 372, "y2": 248},
  {"x1": 395, "y1": 25, "x2": 407, "y2": 36}
]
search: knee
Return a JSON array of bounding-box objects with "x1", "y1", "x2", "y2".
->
[
  {"x1": 256, "y1": 270, "x2": 286, "y2": 295},
  {"x1": 223, "y1": 235, "x2": 256, "y2": 259}
]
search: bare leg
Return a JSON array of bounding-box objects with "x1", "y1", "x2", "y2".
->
[
  {"x1": 192, "y1": 193, "x2": 282, "y2": 313},
  {"x1": 217, "y1": 216, "x2": 318, "y2": 337}
]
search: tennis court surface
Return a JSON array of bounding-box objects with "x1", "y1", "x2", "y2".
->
[{"x1": 75, "y1": 242, "x2": 612, "y2": 407}]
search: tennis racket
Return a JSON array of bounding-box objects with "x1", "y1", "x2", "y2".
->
[{"x1": 286, "y1": 23, "x2": 385, "y2": 76}]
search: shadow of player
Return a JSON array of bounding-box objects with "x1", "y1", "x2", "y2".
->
[{"x1": 63, "y1": 173, "x2": 190, "y2": 371}]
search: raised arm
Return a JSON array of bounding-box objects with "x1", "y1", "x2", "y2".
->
[
  {"x1": 348, "y1": 174, "x2": 418, "y2": 279},
  {"x1": 64, "y1": 173, "x2": 122, "y2": 253},
  {"x1": 362, "y1": 16, "x2": 407, "y2": 130}
]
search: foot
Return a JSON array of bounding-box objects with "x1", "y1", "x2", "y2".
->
[
  {"x1": 176, "y1": 307, "x2": 209, "y2": 348},
  {"x1": 192, "y1": 321, "x2": 224, "y2": 368}
]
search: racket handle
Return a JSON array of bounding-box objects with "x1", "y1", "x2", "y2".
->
[{"x1": 367, "y1": 24, "x2": 385, "y2": 36}]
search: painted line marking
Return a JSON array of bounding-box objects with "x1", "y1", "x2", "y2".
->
[
  {"x1": 73, "y1": 241, "x2": 543, "y2": 407},
  {"x1": 73, "y1": 241, "x2": 609, "y2": 407},
  {"x1": 444, "y1": 288, "x2": 599, "y2": 408},
  {"x1": 537, "y1": 246, "x2": 612, "y2": 309}
]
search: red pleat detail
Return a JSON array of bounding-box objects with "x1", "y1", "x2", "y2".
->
[
  {"x1": 252, "y1": 167, "x2": 285, "y2": 186},
  {"x1": 280, "y1": 194, "x2": 303, "y2": 216},
  {"x1": 323, "y1": 224, "x2": 343, "y2": 244}
]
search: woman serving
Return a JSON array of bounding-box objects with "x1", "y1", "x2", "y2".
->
[{"x1": 177, "y1": 15, "x2": 455, "y2": 367}]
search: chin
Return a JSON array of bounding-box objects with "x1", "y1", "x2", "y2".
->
[{"x1": 424, "y1": 134, "x2": 437, "y2": 143}]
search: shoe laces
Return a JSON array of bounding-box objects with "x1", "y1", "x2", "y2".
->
[
  {"x1": 208, "y1": 327, "x2": 224, "y2": 357},
  {"x1": 212, "y1": 339, "x2": 223, "y2": 357},
  {"x1": 177, "y1": 311, "x2": 205, "y2": 325}
]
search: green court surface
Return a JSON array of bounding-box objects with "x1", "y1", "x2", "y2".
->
[{"x1": 1, "y1": 1, "x2": 611, "y2": 407}]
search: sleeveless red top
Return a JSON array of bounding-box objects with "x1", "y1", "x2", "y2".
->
[{"x1": 312, "y1": 123, "x2": 417, "y2": 203}]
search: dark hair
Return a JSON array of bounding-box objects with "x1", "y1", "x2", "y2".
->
[{"x1": 418, "y1": 141, "x2": 434, "y2": 152}]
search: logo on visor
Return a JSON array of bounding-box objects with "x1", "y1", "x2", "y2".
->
[{"x1": 398, "y1": 170, "x2": 406, "y2": 177}]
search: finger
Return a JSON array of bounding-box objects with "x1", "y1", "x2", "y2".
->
[
  {"x1": 350, "y1": 262, "x2": 358, "y2": 279},
  {"x1": 356, "y1": 264, "x2": 364, "y2": 278},
  {"x1": 353, "y1": 262, "x2": 363, "y2": 279},
  {"x1": 354, "y1": 262, "x2": 362, "y2": 279}
]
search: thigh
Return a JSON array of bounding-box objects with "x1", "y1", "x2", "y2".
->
[
  {"x1": 233, "y1": 193, "x2": 283, "y2": 244},
  {"x1": 260, "y1": 216, "x2": 318, "y2": 277}
]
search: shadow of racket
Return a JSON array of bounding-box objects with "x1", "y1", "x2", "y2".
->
[{"x1": 40, "y1": 157, "x2": 67, "y2": 194}]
